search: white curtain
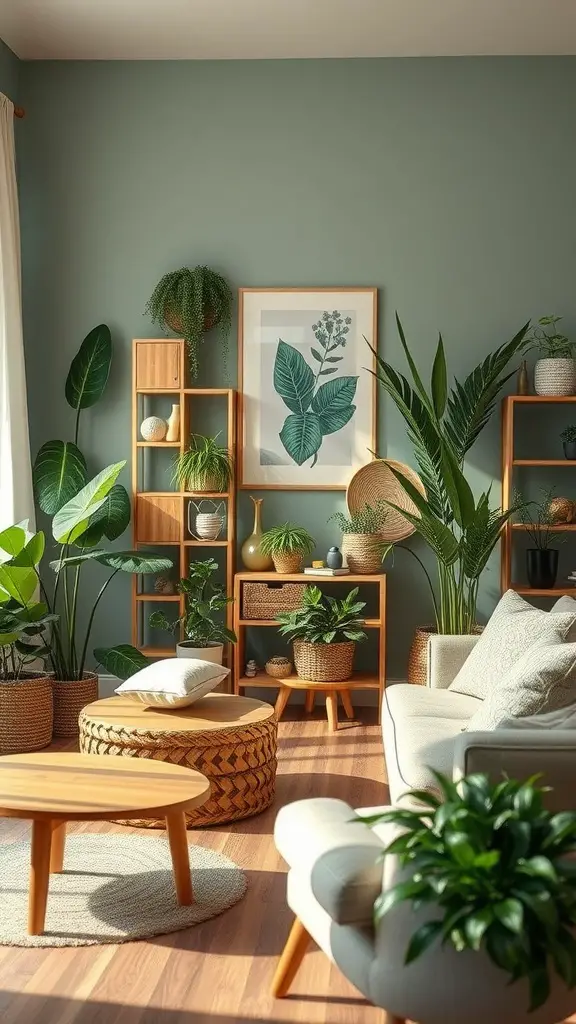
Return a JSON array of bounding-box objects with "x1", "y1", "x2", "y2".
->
[{"x1": 0, "y1": 93, "x2": 34, "y2": 531}]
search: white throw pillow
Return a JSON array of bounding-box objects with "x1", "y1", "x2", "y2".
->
[
  {"x1": 496, "y1": 702, "x2": 576, "y2": 731},
  {"x1": 448, "y1": 590, "x2": 576, "y2": 700},
  {"x1": 466, "y1": 639, "x2": 576, "y2": 731},
  {"x1": 115, "y1": 657, "x2": 230, "y2": 708},
  {"x1": 551, "y1": 595, "x2": 576, "y2": 642}
]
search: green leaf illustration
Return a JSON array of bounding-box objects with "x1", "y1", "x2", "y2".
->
[
  {"x1": 325, "y1": 356, "x2": 342, "y2": 363},
  {"x1": 274, "y1": 340, "x2": 314, "y2": 414},
  {"x1": 310, "y1": 347, "x2": 323, "y2": 362},
  {"x1": 312, "y1": 376, "x2": 358, "y2": 414},
  {"x1": 279, "y1": 412, "x2": 323, "y2": 466},
  {"x1": 320, "y1": 368, "x2": 338, "y2": 375},
  {"x1": 319, "y1": 404, "x2": 356, "y2": 435}
]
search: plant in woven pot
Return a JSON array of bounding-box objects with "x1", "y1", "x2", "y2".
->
[
  {"x1": 276, "y1": 585, "x2": 366, "y2": 682},
  {"x1": 172, "y1": 433, "x2": 233, "y2": 493},
  {"x1": 150, "y1": 558, "x2": 236, "y2": 665},
  {"x1": 0, "y1": 524, "x2": 57, "y2": 754},
  {"x1": 260, "y1": 523, "x2": 316, "y2": 574},
  {"x1": 144, "y1": 266, "x2": 233, "y2": 380},
  {"x1": 521, "y1": 315, "x2": 576, "y2": 396},
  {"x1": 328, "y1": 500, "x2": 387, "y2": 574},
  {"x1": 32, "y1": 325, "x2": 172, "y2": 736},
  {"x1": 370, "y1": 314, "x2": 529, "y2": 683}
]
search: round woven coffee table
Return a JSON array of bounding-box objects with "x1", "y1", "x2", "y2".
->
[{"x1": 79, "y1": 693, "x2": 277, "y2": 827}]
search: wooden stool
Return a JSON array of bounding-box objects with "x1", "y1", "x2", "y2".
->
[{"x1": 274, "y1": 678, "x2": 355, "y2": 732}]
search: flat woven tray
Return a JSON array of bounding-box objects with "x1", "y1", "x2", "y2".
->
[{"x1": 347, "y1": 459, "x2": 426, "y2": 542}]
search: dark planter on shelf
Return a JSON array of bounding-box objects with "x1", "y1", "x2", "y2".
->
[
  {"x1": 563, "y1": 441, "x2": 576, "y2": 460},
  {"x1": 527, "y1": 548, "x2": 559, "y2": 590}
]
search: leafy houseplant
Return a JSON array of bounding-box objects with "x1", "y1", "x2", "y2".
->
[
  {"x1": 172, "y1": 434, "x2": 233, "y2": 493},
  {"x1": 371, "y1": 315, "x2": 529, "y2": 637},
  {"x1": 328, "y1": 501, "x2": 387, "y2": 575},
  {"x1": 515, "y1": 488, "x2": 564, "y2": 589},
  {"x1": 359, "y1": 772, "x2": 576, "y2": 1013},
  {"x1": 560, "y1": 425, "x2": 576, "y2": 461},
  {"x1": 145, "y1": 266, "x2": 233, "y2": 380},
  {"x1": 150, "y1": 558, "x2": 236, "y2": 665},
  {"x1": 522, "y1": 316, "x2": 576, "y2": 397},
  {"x1": 276, "y1": 585, "x2": 366, "y2": 682},
  {"x1": 260, "y1": 523, "x2": 316, "y2": 574}
]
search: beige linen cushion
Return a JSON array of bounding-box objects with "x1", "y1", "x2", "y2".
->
[
  {"x1": 448, "y1": 590, "x2": 576, "y2": 700},
  {"x1": 115, "y1": 657, "x2": 230, "y2": 708},
  {"x1": 496, "y1": 703, "x2": 576, "y2": 731},
  {"x1": 552, "y1": 595, "x2": 576, "y2": 642},
  {"x1": 466, "y1": 639, "x2": 576, "y2": 731}
]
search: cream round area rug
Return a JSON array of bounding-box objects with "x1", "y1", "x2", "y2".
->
[{"x1": 0, "y1": 833, "x2": 246, "y2": 947}]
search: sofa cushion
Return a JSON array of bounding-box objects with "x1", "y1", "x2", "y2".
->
[
  {"x1": 552, "y1": 594, "x2": 576, "y2": 642},
  {"x1": 448, "y1": 590, "x2": 576, "y2": 700},
  {"x1": 382, "y1": 684, "x2": 479, "y2": 801}
]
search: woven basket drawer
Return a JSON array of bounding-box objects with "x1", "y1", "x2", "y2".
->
[{"x1": 242, "y1": 582, "x2": 306, "y2": 620}]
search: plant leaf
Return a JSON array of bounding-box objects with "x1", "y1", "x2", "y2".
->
[
  {"x1": 94, "y1": 644, "x2": 150, "y2": 680},
  {"x1": 52, "y1": 462, "x2": 125, "y2": 544},
  {"x1": 0, "y1": 525, "x2": 26, "y2": 558},
  {"x1": 431, "y1": 333, "x2": 447, "y2": 418},
  {"x1": 78, "y1": 484, "x2": 131, "y2": 545},
  {"x1": 95, "y1": 551, "x2": 173, "y2": 574},
  {"x1": 320, "y1": 367, "x2": 338, "y2": 375},
  {"x1": 273, "y1": 340, "x2": 315, "y2": 414},
  {"x1": 311, "y1": 375, "x2": 358, "y2": 414},
  {"x1": 0, "y1": 564, "x2": 37, "y2": 606},
  {"x1": 318, "y1": 404, "x2": 355, "y2": 436},
  {"x1": 310, "y1": 347, "x2": 323, "y2": 363},
  {"x1": 494, "y1": 898, "x2": 523, "y2": 934},
  {"x1": 33, "y1": 440, "x2": 88, "y2": 515},
  {"x1": 9, "y1": 531, "x2": 45, "y2": 568},
  {"x1": 65, "y1": 324, "x2": 112, "y2": 410},
  {"x1": 405, "y1": 920, "x2": 443, "y2": 964},
  {"x1": 279, "y1": 412, "x2": 323, "y2": 466}
]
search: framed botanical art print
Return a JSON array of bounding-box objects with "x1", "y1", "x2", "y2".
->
[{"x1": 238, "y1": 288, "x2": 377, "y2": 489}]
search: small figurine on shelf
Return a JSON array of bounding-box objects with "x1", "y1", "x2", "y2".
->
[
  {"x1": 326, "y1": 546, "x2": 343, "y2": 569},
  {"x1": 245, "y1": 659, "x2": 258, "y2": 678},
  {"x1": 140, "y1": 416, "x2": 167, "y2": 442},
  {"x1": 154, "y1": 573, "x2": 175, "y2": 595}
]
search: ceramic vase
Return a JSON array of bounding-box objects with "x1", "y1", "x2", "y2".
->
[
  {"x1": 563, "y1": 441, "x2": 576, "y2": 461},
  {"x1": 241, "y1": 497, "x2": 273, "y2": 571},
  {"x1": 176, "y1": 641, "x2": 223, "y2": 665},
  {"x1": 326, "y1": 546, "x2": 343, "y2": 569},
  {"x1": 195, "y1": 512, "x2": 223, "y2": 540},
  {"x1": 527, "y1": 548, "x2": 558, "y2": 589},
  {"x1": 166, "y1": 403, "x2": 181, "y2": 442},
  {"x1": 517, "y1": 360, "x2": 529, "y2": 395}
]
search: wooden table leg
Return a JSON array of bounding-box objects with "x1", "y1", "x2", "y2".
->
[
  {"x1": 271, "y1": 916, "x2": 311, "y2": 998},
  {"x1": 29, "y1": 818, "x2": 53, "y2": 935},
  {"x1": 340, "y1": 689, "x2": 354, "y2": 720},
  {"x1": 304, "y1": 689, "x2": 315, "y2": 714},
  {"x1": 274, "y1": 686, "x2": 291, "y2": 721},
  {"x1": 50, "y1": 822, "x2": 66, "y2": 873},
  {"x1": 166, "y1": 811, "x2": 193, "y2": 906},
  {"x1": 325, "y1": 691, "x2": 338, "y2": 733}
]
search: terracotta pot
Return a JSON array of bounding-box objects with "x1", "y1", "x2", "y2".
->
[
  {"x1": 53, "y1": 672, "x2": 99, "y2": 738},
  {"x1": 0, "y1": 672, "x2": 53, "y2": 754}
]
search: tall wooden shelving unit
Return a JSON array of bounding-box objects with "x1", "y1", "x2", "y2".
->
[
  {"x1": 501, "y1": 394, "x2": 576, "y2": 597},
  {"x1": 131, "y1": 339, "x2": 236, "y2": 665}
]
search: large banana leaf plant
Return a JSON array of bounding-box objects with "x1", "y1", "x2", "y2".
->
[
  {"x1": 32, "y1": 326, "x2": 171, "y2": 680},
  {"x1": 0, "y1": 523, "x2": 57, "y2": 680},
  {"x1": 371, "y1": 316, "x2": 530, "y2": 634}
]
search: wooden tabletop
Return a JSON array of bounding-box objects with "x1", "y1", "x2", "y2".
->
[
  {"x1": 0, "y1": 752, "x2": 210, "y2": 821},
  {"x1": 81, "y1": 693, "x2": 275, "y2": 734}
]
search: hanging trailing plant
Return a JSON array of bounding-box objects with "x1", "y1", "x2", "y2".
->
[{"x1": 144, "y1": 266, "x2": 233, "y2": 379}]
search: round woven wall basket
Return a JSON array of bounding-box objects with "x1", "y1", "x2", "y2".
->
[
  {"x1": 53, "y1": 672, "x2": 99, "y2": 738},
  {"x1": 293, "y1": 641, "x2": 355, "y2": 682},
  {"x1": 407, "y1": 625, "x2": 484, "y2": 685},
  {"x1": 341, "y1": 533, "x2": 382, "y2": 574},
  {"x1": 0, "y1": 673, "x2": 53, "y2": 754},
  {"x1": 347, "y1": 459, "x2": 426, "y2": 542},
  {"x1": 272, "y1": 553, "x2": 304, "y2": 574}
]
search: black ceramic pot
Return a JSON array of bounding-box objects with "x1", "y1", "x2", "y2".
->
[
  {"x1": 527, "y1": 548, "x2": 559, "y2": 589},
  {"x1": 563, "y1": 441, "x2": 576, "y2": 460}
]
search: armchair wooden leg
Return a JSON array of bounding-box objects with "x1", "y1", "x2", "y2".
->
[
  {"x1": 275, "y1": 686, "x2": 291, "y2": 721},
  {"x1": 271, "y1": 916, "x2": 311, "y2": 998}
]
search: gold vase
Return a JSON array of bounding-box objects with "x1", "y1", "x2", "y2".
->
[{"x1": 241, "y1": 497, "x2": 273, "y2": 571}]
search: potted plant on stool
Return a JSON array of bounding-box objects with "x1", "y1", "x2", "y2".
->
[
  {"x1": 150, "y1": 557, "x2": 236, "y2": 665},
  {"x1": 276, "y1": 586, "x2": 366, "y2": 683},
  {"x1": 260, "y1": 524, "x2": 316, "y2": 574},
  {"x1": 328, "y1": 501, "x2": 387, "y2": 574}
]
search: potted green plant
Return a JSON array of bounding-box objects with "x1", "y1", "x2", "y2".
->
[
  {"x1": 172, "y1": 433, "x2": 233, "y2": 493},
  {"x1": 150, "y1": 558, "x2": 236, "y2": 665},
  {"x1": 360, "y1": 772, "x2": 576, "y2": 1017},
  {"x1": 522, "y1": 315, "x2": 576, "y2": 396},
  {"x1": 515, "y1": 487, "x2": 564, "y2": 589},
  {"x1": 276, "y1": 585, "x2": 366, "y2": 682},
  {"x1": 0, "y1": 524, "x2": 57, "y2": 753},
  {"x1": 33, "y1": 325, "x2": 172, "y2": 735},
  {"x1": 260, "y1": 524, "x2": 316, "y2": 574},
  {"x1": 561, "y1": 425, "x2": 576, "y2": 460},
  {"x1": 145, "y1": 266, "x2": 233, "y2": 380},
  {"x1": 328, "y1": 501, "x2": 387, "y2": 574}
]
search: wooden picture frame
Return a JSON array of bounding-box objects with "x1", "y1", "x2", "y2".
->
[{"x1": 238, "y1": 287, "x2": 377, "y2": 490}]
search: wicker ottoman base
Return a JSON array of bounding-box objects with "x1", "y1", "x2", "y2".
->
[{"x1": 79, "y1": 694, "x2": 277, "y2": 828}]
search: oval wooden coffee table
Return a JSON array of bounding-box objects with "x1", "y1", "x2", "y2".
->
[
  {"x1": 79, "y1": 693, "x2": 277, "y2": 827},
  {"x1": 0, "y1": 752, "x2": 210, "y2": 935}
]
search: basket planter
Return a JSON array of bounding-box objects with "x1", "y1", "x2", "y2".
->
[
  {"x1": 534, "y1": 357, "x2": 576, "y2": 396},
  {"x1": 341, "y1": 533, "x2": 382, "y2": 574},
  {"x1": 265, "y1": 656, "x2": 293, "y2": 678},
  {"x1": 165, "y1": 308, "x2": 217, "y2": 335},
  {"x1": 53, "y1": 672, "x2": 99, "y2": 738},
  {"x1": 272, "y1": 552, "x2": 304, "y2": 574},
  {"x1": 185, "y1": 472, "x2": 222, "y2": 493},
  {"x1": 0, "y1": 673, "x2": 53, "y2": 754},
  {"x1": 243, "y1": 582, "x2": 306, "y2": 619},
  {"x1": 407, "y1": 625, "x2": 483, "y2": 685},
  {"x1": 176, "y1": 641, "x2": 224, "y2": 665},
  {"x1": 293, "y1": 640, "x2": 355, "y2": 682}
]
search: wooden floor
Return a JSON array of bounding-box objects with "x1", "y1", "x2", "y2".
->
[{"x1": 0, "y1": 705, "x2": 389, "y2": 1024}]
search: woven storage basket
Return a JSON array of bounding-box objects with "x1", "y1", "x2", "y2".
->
[
  {"x1": 265, "y1": 656, "x2": 293, "y2": 678},
  {"x1": 341, "y1": 533, "x2": 382, "y2": 574},
  {"x1": 347, "y1": 459, "x2": 426, "y2": 542},
  {"x1": 243, "y1": 582, "x2": 306, "y2": 619},
  {"x1": 0, "y1": 673, "x2": 53, "y2": 754},
  {"x1": 293, "y1": 640, "x2": 355, "y2": 682},
  {"x1": 53, "y1": 672, "x2": 99, "y2": 738},
  {"x1": 186, "y1": 471, "x2": 222, "y2": 493},
  {"x1": 407, "y1": 625, "x2": 483, "y2": 685},
  {"x1": 272, "y1": 552, "x2": 304, "y2": 574}
]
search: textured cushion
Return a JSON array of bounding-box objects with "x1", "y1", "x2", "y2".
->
[
  {"x1": 382, "y1": 684, "x2": 479, "y2": 801},
  {"x1": 552, "y1": 594, "x2": 576, "y2": 642},
  {"x1": 496, "y1": 702, "x2": 576, "y2": 731},
  {"x1": 467, "y1": 639, "x2": 576, "y2": 731},
  {"x1": 115, "y1": 657, "x2": 230, "y2": 707},
  {"x1": 448, "y1": 590, "x2": 576, "y2": 700}
]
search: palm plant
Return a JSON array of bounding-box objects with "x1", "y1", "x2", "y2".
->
[
  {"x1": 370, "y1": 315, "x2": 529, "y2": 634},
  {"x1": 172, "y1": 433, "x2": 233, "y2": 492}
]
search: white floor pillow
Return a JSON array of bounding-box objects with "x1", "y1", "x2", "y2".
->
[{"x1": 115, "y1": 658, "x2": 230, "y2": 708}]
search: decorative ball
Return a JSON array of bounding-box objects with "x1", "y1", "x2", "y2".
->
[
  {"x1": 548, "y1": 497, "x2": 574, "y2": 524},
  {"x1": 265, "y1": 656, "x2": 292, "y2": 679},
  {"x1": 140, "y1": 416, "x2": 167, "y2": 442}
]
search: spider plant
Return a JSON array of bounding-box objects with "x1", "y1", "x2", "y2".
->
[
  {"x1": 260, "y1": 524, "x2": 316, "y2": 557},
  {"x1": 369, "y1": 315, "x2": 529, "y2": 634},
  {"x1": 172, "y1": 434, "x2": 233, "y2": 492}
]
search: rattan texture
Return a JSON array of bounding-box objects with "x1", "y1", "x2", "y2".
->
[
  {"x1": 243, "y1": 582, "x2": 306, "y2": 619},
  {"x1": 53, "y1": 673, "x2": 100, "y2": 738},
  {"x1": 0, "y1": 675, "x2": 53, "y2": 754},
  {"x1": 293, "y1": 641, "x2": 355, "y2": 682},
  {"x1": 407, "y1": 625, "x2": 483, "y2": 685},
  {"x1": 341, "y1": 533, "x2": 383, "y2": 574},
  {"x1": 79, "y1": 710, "x2": 278, "y2": 828},
  {"x1": 272, "y1": 553, "x2": 304, "y2": 574},
  {"x1": 347, "y1": 459, "x2": 426, "y2": 542},
  {"x1": 265, "y1": 657, "x2": 293, "y2": 678}
]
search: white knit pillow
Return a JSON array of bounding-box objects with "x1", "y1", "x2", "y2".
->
[
  {"x1": 449, "y1": 590, "x2": 576, "y2": 700},
  {"x1": 467, "y1": 640, "x2": 576, "y2": 731},
  {"x1": 115, "y1": 657, "x2": 230, "y2": 708}
]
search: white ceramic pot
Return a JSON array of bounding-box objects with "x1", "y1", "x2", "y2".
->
[
  {"x1": 534, "y1": 357, "x2": 576, "y2": 396},
  {"x1": 195, "y1": 512, "x2": 223, "y2": 540},
  {"x1": 176, "y1": 642, "x2": 224, "y2": 665}
]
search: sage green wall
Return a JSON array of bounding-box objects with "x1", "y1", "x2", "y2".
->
[
  {"x1": 17, "y1": 57, "x2": 576, "y2": 676},
  {"x1": 0, "y1": 38, "x2": 19, "y2": 104}
]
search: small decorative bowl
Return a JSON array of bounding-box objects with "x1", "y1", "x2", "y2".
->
[{"x1": 265, "y1": 656, "x2": 292, "y2": 679}]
